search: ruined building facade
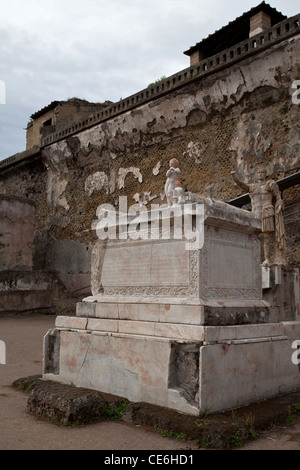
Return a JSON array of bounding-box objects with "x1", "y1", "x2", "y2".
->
[{"x1": 0, "y1": 2, "x2": 300, "y2": 314}]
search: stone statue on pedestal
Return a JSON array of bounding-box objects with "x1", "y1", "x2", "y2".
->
[
  {"x1": 231, "y1": 165, "x2": 286, "y2": 266},
  {"x1": 164, "y1": 158, "x2": 180, "y2": 206}
]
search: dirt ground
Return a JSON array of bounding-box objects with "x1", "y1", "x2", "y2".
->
[{"x1": 1, "y1": 314, "x2": 300, "y2": 452}]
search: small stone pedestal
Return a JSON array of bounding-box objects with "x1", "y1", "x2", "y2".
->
[{"x1": 43, "y1": 203, "x2": 300, "y2": 415}]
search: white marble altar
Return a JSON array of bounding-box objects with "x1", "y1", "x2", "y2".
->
[{"x1": 43, "y1": 202, "x2": 300, "y2": 415}]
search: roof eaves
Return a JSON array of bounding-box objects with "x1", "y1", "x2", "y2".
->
[
  {"x1": 184, "y1": 1, "x2": 286, "y2": 56},
  {"x1": 30, "y1": 101, "x2": 61, "y2": 120}
]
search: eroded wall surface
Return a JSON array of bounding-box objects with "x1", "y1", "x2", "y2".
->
[
  {"x1": 0, "y1": 195, "x2": 35, "y2": 271},
  {"x1": 42, "y1": 35, "x2": 300, "y2": 257},
  {"x1": 1, "y1": 34, "x2": 300, "y2": 311}
]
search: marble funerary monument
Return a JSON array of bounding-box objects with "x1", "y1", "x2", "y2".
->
[
  {"x1": 43, "y1": 160, "x2": 300, "y2": 415},
  {"x1": 1, "y1": 1, "x2": 298, "y2": 417}
]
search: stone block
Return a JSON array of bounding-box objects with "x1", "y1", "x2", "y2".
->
[
  {"x1": 0, "y1": 290, "x2": 53, "y2": 313},
  {"x1": 96, "y1": 303, "x2": 119, "y2": 319},
  {"x1": 262, "y1": 266, "x2": 271, "y2": 289},
  {"x1": 43, "y1": 330, "x2": 199, "y2": 415},
  {"x1": 87, "y1": 318, "x2": 119, "y2": 333},
  {"x1": 203, "y1": 323, "x2": 284, "y2": 343},
  {"x1": 27, "y1": 380, "x2": 126, "y2": 425},
  {"x1": 118, "y1": 319, "x2": 204, "y2": 341},
  {"x1": 199, "y1": 333, "x2": 300, "y2": 412},
  {"x1": 55, "y1": 316, "x2": 88, "y2": 330},
  {"x1": 76, "y1": 302, "x2": 96, "y2": 317}
]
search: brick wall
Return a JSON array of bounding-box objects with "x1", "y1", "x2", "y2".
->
[{"x1": 250, "y1": 11, "x2": 272, "y2": 37}]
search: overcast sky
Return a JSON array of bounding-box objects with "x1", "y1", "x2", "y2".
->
[{"x1": 0, "y1": 0, "x2": 299, "y2": 160}]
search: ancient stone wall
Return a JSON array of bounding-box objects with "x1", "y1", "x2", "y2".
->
[
  {"x1": 0, "y1": 195, "x2": 55, "y2": 314},
  {"x1": 41, "y1": 34, "x2": 300, "y2": 253},
  {"x1": 0, "y1": 30, "x2": 300, "y2": 312},
  {"x1": 26, "y1": 99, "x2": 113, "y2": 150},
  {"x1": 0, "y1": 195, "x2": 35, "y2": 271}
]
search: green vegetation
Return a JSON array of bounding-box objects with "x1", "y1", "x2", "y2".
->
[
  {"x1": 231, "y1": 430, "x2": 243, "y2": 447},
  {"x1": 147, "y1": 76, "x2": 167, "y2": 88},
  {"x1": 243, "y1": 412, "x2": 258, "y2": 439},
  {"x1": 102, "y1": 400, "x2": 129, "y2": 420},
  {"x1": 16, "y1": 379, "x2": 36, "y2": 392},
  {"x1": 201, "y1": 436, "x2": 212, "y2": 448},
  {"x1": 287, "y1": 405, "x2": 294, "y2": 423},
  {"x1": 194, "y1": 420, "x2": 209, "y2": 427},
  {"x1": 154, "y1": 425, "x2": 187, "y2": 441},
  {"x1": 292, "y1": 403, "x2": 300, "y2": 415}
]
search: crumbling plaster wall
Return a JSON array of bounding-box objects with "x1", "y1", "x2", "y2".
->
[
  {"x1": 0, "y1": 195, "x2": 55, "y2": 314},
  {"x1": 0, "y1": 34, "x2": 300, "y2": 313},
  {"x1": 42, "y1": 35, "x2": 300, "y2": 262}
]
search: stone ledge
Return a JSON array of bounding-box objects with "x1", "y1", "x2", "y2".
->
[
  {"x1": 12, "y1": 375, "x2": 300, "y2": 449},
  {"x1": 12, "y1": 375, "x2": 127, "y2": 426}
]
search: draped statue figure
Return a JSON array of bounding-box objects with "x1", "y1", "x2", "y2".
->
[{"x1": 232, "y1": 165, "x2": 286, "y2": 266}]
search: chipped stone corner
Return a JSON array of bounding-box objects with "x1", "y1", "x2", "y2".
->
[{"x1": 43, "y1": 328, "x2": 60, "y2": 375}]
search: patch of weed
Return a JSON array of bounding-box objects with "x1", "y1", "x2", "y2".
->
[
  {"x1": 102, "y1": 400, "x2": 129, "y2": 420},
  {"x1": 231, "y1": 430, "x2": 243, "y2": 447},
  {"x1": 154, "y1": 425, "x2": 187, "y2": 441}
]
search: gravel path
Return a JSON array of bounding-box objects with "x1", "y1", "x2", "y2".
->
[
  {"x1": 1, "y1": 314, "x2": 300, "y2": 451},
  {"x1": 0, "y1": 314, "x2": 197, "y2": 451}
]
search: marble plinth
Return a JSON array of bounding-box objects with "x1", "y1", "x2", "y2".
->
[{"x1": 43, "y1": 203, "x2": 300, "y2": 414}]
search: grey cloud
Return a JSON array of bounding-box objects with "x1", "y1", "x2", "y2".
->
[{"x1": 0, "y1": 0, "x2": 299, "y2": 159}]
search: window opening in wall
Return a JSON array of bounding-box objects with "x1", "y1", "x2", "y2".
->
[{"x1": 43, "y1": 118, "x2": 52, "y2": 127}]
